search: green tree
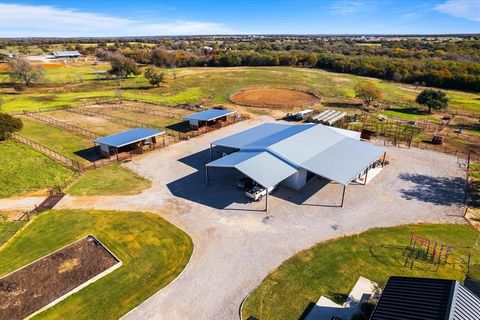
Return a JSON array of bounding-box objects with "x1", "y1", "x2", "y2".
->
[
  {"x1": 415, "y1": 89, "x2": 449, "y2": 113},
  {"x1": 144, "y1": 66, "x2": 166, "y2": 87},
  {"x1": 354, "y1": 82, "x2": 383, "y2": 109},
  {"x1": 109, "y1": 55, "x2": 140, "y2": 79},
  {"x1": 0, "y1": 113, "x2": 23, "y2": 140},
  {"x1": 7, "y1": 57, "x2": 45, "y2": 86}
]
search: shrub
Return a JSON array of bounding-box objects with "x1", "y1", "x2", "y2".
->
[{"x1": 0, "y1": 113, "x2": 23, "y2": 140}]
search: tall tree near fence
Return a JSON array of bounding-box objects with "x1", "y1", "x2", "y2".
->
[
  {"x1": 0, "y1": 113, "x2": 23, "y2": 141},
  {"x1": 415, "y1": 89, "x2": 449, "y2": 114},
  {"x1": 7, "y1": 57, "x2": 45, "y2": 87},
  {"x1": 354, "y1": 81, "x2": 383, "y2": 109}
]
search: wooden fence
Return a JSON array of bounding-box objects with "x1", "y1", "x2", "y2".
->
[
  {"x1": 23, "y1": 112, "x2": 102, "y2": 140},
  {"x1": 11, "y1": 133, "x2": 85, "y2": 172},
  {"x1": 113, "y1": 103, "x2": 185, "y2": 119},
  {"x1": 64, "y1": 107, "x2": 174, "y2": 136}
]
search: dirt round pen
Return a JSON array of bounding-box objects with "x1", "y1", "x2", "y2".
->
[{"x1": 229, "y1": 88, "x2": 320, "y2": 108}]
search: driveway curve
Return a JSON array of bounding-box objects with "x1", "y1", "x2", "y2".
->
[{"x1": 57, "y1": 117, "x2": 467, "y2": 320}]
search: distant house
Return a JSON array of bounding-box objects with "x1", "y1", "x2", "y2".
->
[
  {"x1": 371, "y1": 276, "x2": 480, "y2": 320},
  {"x1": 52, "y1": 51, "x2": 82, "y2": 59}
]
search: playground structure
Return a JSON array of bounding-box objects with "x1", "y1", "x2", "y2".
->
[{"x1": 404, "y1": 233, "x2": 453, "y2": 270}]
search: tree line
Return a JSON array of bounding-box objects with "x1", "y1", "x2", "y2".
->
[{"x1": 98, "y1": 47, "x2": 479, "y2": 91}]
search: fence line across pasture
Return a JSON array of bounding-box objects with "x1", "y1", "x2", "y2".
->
[
  {"x1": 112, "y1": 104, "x2": 185, "y2": 119},
  {"x1": 64, "y1": 107, "x2": 176, "y2": 137},
  {"x1": 23, "y1": 112, "x2": 102, "y2": 140},
  {"x1": 11, "y1": 133, "x2": 85, "y2": 172}
]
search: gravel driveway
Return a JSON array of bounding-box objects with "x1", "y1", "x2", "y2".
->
[{"x1": 58, "y1": 116, "x2": 467, "y2": 320}]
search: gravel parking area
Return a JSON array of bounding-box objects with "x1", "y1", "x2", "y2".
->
[{"x1": 58, "y1": 116, "x2": 467, "y2": 320}]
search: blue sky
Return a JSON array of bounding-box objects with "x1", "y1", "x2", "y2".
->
[{"x1": 0, "y1": 0, "x2": 479, "y2": 37}]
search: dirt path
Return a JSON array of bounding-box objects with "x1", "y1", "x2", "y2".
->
[
  {"x1": 0, "y1": 196, "x2": 47, "y2": 214},
  {"x1": 56, "y1": 117, "x2": 466, "y2": 320}
]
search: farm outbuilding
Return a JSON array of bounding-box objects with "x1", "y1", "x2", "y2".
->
[
  {"x1": 184, "y1": 109, "x2": 236, "y2": 130},
  {"x1": 52, "y1": 51, "x2": 82, "y2": 59},
  {"x1": 310, "y1": 109, "x2": 347, "y2": 125},
  {"x1": 94, "y1": 128, "x2": 164, "y2": 159},
  {"x1": 206, "y1": 123, "x2": 386, "y2": 209}
]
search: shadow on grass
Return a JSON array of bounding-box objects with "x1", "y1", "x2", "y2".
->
[
  {"x1": 298, "y1": 302, "x2": 317, "y2": 320},
  {"x1": 74, "y1": 146, "x2": 104, "y2": 162},
  {"x1": 166, "y1": 121, "x2": 192, "y2": 133},
  {"x1": 398, "y1": 173, "x2": 466, "y2": 206},
  {"x1": 323, "y1": 102, "x2": 362, "y2": 109},
  {"x1": 387, "y1": 107, "x2": 428, "y2": 116}
]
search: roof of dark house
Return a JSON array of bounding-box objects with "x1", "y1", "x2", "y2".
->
[{"x1": 370, "y1": 276, "x2": 480, "y2": 320}]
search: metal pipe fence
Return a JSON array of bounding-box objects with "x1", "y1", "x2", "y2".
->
[
  {"x1": 112, "y1": 103, "x2": 185, "y2": 119},
  {"x1": 64, "y1": 107, "x2": 176, "y2": 136},
  {"x1": 23, "y1": 112, "x2": 102, "y2": 140}
]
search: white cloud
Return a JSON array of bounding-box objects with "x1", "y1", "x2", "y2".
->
[
  {"x1": 328, "y1": 0, "x2": 365, "y2": 15},
  {"x1": 0, "y1": 3, "x2": 233, "y2": 37},
  {"x1": 435, "y1": 0, "x2": 480, "y2": 22}
]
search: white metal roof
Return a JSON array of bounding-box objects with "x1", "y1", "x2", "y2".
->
[
  {"x1": 207, "y1": 151, "x2": 297, "y2": 188},
  {"x1": 210, "y1": 123, "x2": 385, "y2": 186}
]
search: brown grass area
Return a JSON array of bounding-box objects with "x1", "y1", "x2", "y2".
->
[{"x1": 230, "y1": 88, "x2": 320, "y2": 108}]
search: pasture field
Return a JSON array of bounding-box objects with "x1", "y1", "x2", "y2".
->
[
  {"x1": 66, "y1": 164, "x2": 151, "y2": 196},
  {"x1": 0, "y1": 209, "x2": 193, "y2": 320},
  {"x1": 1, "y1": 66, "x2": 478, "y2": 122},
  {"x1": 18, "y1": 118, "x2": 97, "y2": 164},
  {"x1": 242, "y1": 223, "x2": 480, "y2": 320},
  {"x1": 0, "y1": 141, "x2": 73, "y2": 198}
]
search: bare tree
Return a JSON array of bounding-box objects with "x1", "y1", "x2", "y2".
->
[{"x1": 7, "y1": 57, "x2": 45, "y2": 86}]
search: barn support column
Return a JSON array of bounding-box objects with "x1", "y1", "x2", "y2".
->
[
  {"x1": 382, "y1": 151, "x2": 386, "y2": 167},
  {"x1": 115, "y1": 147, "x2": 119, "y2": 162},
  {"x1": 210, "y1": 144, "x2": 213, "y2": 161},
  {"x1": 265, "y1": 191, "x2": 268, "y2": 212},
  {"x1": 341, "y1": 185, "x2": 346, "y2": 208},
  {"x1": 163, "y1": 134, "x2": 166, "y2": 148},
  {"x1": 364, "y1": 167, "x2": 369, "y2": 185},
  {"x1": 205, "y1": 165, "x2": 209, "y2": 185}
]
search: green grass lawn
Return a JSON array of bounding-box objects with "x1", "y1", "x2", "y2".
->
[
  {"x1": 0, "y1": 209, "x2": 193, "y2": 320},
  {"x1": 0, "y1": 213, "x2": 26, "y2": 247},
  {"x1": 0, "y1": 141, "x2": 73, "y2": 198},
  {"x1": 1, "y1": 90, "x2": 115, "y2": 113},
  {"x1": 18, "y1": 118, "x2": 97, "y2": 164},
  {"x1": 242, "y1": 224, "x2": 480, "y2": 320},
  {"x1": 66, "y1": 163, "x2": 151, "y2": 196}
]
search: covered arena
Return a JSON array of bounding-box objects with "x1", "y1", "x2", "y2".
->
[{"x1": 206, "y1": 123, "x2": 386, "y2": 210}]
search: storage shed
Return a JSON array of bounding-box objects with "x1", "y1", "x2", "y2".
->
[
  {"x1": 52, "y1": 51, "x2": 82, "y2": 58},
  {"x1": 94, "y1": 128, "x2": 164, "y2": 159},
  {"x1": 184, "y1": 109, "x2": 236, "y2": 129}
]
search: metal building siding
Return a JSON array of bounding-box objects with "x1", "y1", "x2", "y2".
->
[{"x1": 450, "y1": 283, "x2": 480, "y2": 320}]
